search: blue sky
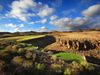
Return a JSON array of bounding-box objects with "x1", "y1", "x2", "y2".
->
[{"x1": 0, "y1": 0, "x2": 100, "y2": 32}]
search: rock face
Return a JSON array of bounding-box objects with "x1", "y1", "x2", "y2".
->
[
  {"x1": 46, "y1": 38, "x2": 100, "y2": 51},
  {"x1": 45, "y1": 31, "x2": 100, "y2": 51}
]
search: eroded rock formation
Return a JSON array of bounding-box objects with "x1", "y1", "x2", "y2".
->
[{"x1": 45, "y1": 32, "x2": 100, "y2": 51}]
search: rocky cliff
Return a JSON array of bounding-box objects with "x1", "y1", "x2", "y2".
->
[{"x1": 45, "y1": 31, "x2": 100, "y2": 51}]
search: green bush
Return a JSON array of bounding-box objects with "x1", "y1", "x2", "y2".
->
[
  {"x1": 25, "y1": 46, "x2": 38, "y2": 51},
  {"x1": 17, "y1": 48, "x2": 25, "y2": 54},
  {"x1": 35, "y1": 63, "x2": 45, "y2": 70},
  {"x1": 18, "y1": 43, "x2": 27, "y2": 47}
]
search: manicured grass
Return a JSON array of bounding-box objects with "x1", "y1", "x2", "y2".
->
[
  {"x1": 52, "y1": 52, "x2": 85, "y2": 63},
  {"x1": 17, "y1": 35, "x2": 45, "y2": 42},
  {"x1": 0, "y1": 35, "x2": 46, "y2": 42}
]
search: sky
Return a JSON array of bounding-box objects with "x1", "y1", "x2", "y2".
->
[{"x1": 0, "y1": 0, "x2": 100, "y2": 32}]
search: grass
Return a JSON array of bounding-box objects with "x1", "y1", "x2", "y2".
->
[
  {"x1": 56, "y1": 31, "x2": 100, "y2": 40},
  {"x1": 52, "y1": 52, "x2": 85, "y2": 63},
  {"x1": 0, "y1": 35, "x2": 46, "y2": 42},
  {"x1": 17, "y1": 35, "x2": 45, "y2": 42}
]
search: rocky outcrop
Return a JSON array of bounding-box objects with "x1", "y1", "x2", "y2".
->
[
  {"x1": 56, "y1": 39, "x2": 99, "y2": 50},
  {"x1": 45, "y1": 33, "x2": 100, "y2": 51}
]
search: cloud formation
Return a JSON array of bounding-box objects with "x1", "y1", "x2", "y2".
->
[
  {"x1": 2, "y1": 1, "x2": 100, "y2": 32},
  {"x1": 29, "y1": 18, "x2": 47, "y2": 25},
  {"x1": 5, "y1": 23, "x2": 25, "y2": 32},
  {"x1": 9, "y1": 0, "x2": 36, "y2": 21},
  {"x1": 40, "y1": 19, "x2": 47, "y2": 24},
  {"x1": 9, "y1": 0, "x2": 54, "y2": 21},
  {"x1": 37, "y1": 5, "x2": 54, "y2": 18},
  {"x1": 49, "y1": 4, "x2": 100, "y2": 31},
  {"x1": 50, "y1": 17, "x2": 89, "y2": 31},
  {"x1": 38, "y1": 26, "x2": 49, "y2": 32},
  {"x1": 82, "y1": 4, "x2": 100, "y2": 17},
  {"x1": 50, "y1": 17, "x2": 71, "y2": 27},
  {"x1": 50, "y1": 15, "x2": 58, "y2": 20}
]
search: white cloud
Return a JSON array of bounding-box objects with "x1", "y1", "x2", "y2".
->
[
  {"x1": 9, "y1": 0, "x2": 37, "y2": 21},
  {"x1": 8, "y1": 0, "x2": 55, "y2": 21},
  {"x1": 20, "y1": 24, "x2": 24, "y2": 27},
  {"x1": 50, "y1": 17, "x2": 71, "y2": 27},
  {"x1": 40, "y1": 19, "x2": 47, "y2": 24},
  {"x1": 29, "y1": 18, "x2": 47, "y2": 24},
  {"x1": 82, "y1": 4, "x2": 100, "y2": 17},
  {"x1": 14, "y1": 27, "x2": 20, "y2": 32},
  {"x1": 50, "y1": 17, "x2": 90, "y2": 31},
  {"x1": 50, "y1": 15, "x2": 58, "y2": 20},
  {"x1": 37, "y1": 5, "x2": 54, "y2": 18},
  {"x1": 29, "y1": 22, "x2": 35, "y2": 25},
  {"x1": 38, "y1": 26, "x2": 48, "y2": 32},
  {"x1": 6, "y1": 23, "x2": 17, "y2": 28},
  {"x1": 5, "y1": 23, "x2": 25, "y2": 32},
  {"x1": 73, "y1": 17, "x2": 89, "y2": 25}
]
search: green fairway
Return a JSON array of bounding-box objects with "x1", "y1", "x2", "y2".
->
[
  {"x1": 0, "y1": 35, "x2": 46, "y2": 42},
  {"x1": 52, "y1": 52, "x2": 85, "y2": 63},
  {"x1": 16, "y1": 35, "x2": 45, "y2": 42}
]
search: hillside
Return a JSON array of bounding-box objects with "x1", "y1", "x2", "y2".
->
[{"x1": 0, "y1": 29, "x2": 100, "y2": 75}]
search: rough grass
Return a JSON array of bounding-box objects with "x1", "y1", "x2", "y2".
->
[
  {"x1": 53, "y1": 31, "x2": 100, "y2": 40},
  {"x1": 52, "y1": 52, "x2": 86, "y2": 63}
]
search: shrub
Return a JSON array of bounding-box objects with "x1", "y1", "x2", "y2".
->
[
  {"x1": 5, "y1": 45, "x2": 12, "y2": 51},
  {"x1": 18, "y1": 43, "x2": 27, "y2": 47},
  {"x1": 0, "y1": 50, "x2": 10, "y2": 57},
  {"x1": 11, "y1": 45, "x2": 18, "y2": 52},
  {"x1": 25, "y1": 51, "x2": 33, "y2": 59},
  {"x1": 25, "y1": 46, "x2": 38, "y2": 51},
  {"x1": 12, "y1": 56, "x2": 24, "y2": 66},
  {"x1": 64, "y1": 61, "x2": 84, "y2": 75},
  {"x1": 50, "y1": 63, "x2": 62, "y2": 73},
  {"x1": 81, "y1": 62, "x2": 94, "y2": 71},
  {"x1": 4, "y1": 44, "x2": 18, "y2": 53},
  {"x1": 35, "y1": 63, "x2": 45, "y2": 70},
  {"x1": 22, "y1": 60, "x2": 33, "y2": 68},
  {"x1": 17, "y1": 48, "x2": 25, "y2": 54}
]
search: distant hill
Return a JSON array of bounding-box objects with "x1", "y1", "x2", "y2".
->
[
  {"x1": 0, "y1": 28, "x2": 100, "y2": 38},
  {"x1": 0, "y1": 32, "x2": 11, "y2": 35}
]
